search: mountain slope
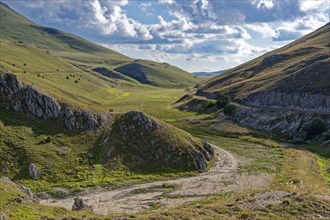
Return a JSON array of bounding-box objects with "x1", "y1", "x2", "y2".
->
[
  {"x1": 0, "y1": 2, "x2": 128, "y2": 56},
  {"x1": 198, "y1": 23, "x2": 330, "y2": 112},
  {"x1": 0, "y1": 2, "x2": 198, "y2": 95},
  {"x1": 183, "y1": 24, "x2": 330, "y2": 142}
]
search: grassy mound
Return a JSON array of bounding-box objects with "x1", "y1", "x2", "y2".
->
[{"x1": 96, "y1": 111, "x2": 214, "y2": 172}]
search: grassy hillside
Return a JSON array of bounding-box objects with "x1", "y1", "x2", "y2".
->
[
  {"x1": 115, "y1": 60, "x2": 198, "y2": 88},
  {"x1": 0, "y1": 2, "x2": 198, "y2": 106},
  {"x1": 199, "y1": 23, "x2": 330, "y2": 99}
]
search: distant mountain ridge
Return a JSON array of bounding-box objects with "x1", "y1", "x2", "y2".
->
[{"x1": 193, "y1": 69, "x2": 228, "y2": 77}]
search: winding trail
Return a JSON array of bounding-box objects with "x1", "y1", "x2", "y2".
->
[{"x1": 40, "y1": 145, "x2": 273, "y2": 214}]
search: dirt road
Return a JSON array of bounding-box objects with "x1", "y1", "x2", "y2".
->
[{"x1": 40, "y1": 145, "x2": 273, "y2": 214}]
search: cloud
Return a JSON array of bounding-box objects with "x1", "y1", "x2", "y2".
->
[{"x1": 4, "y1": 0, "x2": 329, "y2": 72}]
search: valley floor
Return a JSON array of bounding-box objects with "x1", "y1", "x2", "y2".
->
[{"x1": 40, "y1": 146, "x2": 272, "y2": 214}]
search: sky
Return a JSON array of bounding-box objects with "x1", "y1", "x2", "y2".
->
[{"x1": 3, "y1": 0, "x2": 330, "y2": 72}]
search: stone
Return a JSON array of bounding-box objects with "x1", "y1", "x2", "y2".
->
[
  {"x1": 59, "y1": 148, "x2": 68, "y2": 155},
  {"x1": 72, "y1": 197, "x2": 90, "y2": 211},
  {"x1": 28, "y1": 163, "x2": 42, "y2": 179}
]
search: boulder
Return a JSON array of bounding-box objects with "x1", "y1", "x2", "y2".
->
[
  {"x1": 28, "y1": 163, "x2": 42, "y2": 179},
  {"x1": 72, "y1": 197, "x2": 91, "y2": 211}
]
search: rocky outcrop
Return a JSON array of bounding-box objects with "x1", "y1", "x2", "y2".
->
[
  {"x1": 243, "y1": 91, "x2": 330, "y2": 113},
  {"x1": 218, "y1": 105, "x2": 330, "y2": 142},
  {"x1": 0, "y1": 72, "x2": 109, "y2": 130},
  {"x1": 102, "y1": 111, "x2": 214, "y2": 171},
  {"x1": 0, "y1": 177, "x2": 39, "y2": 203},
  {"x1": 28, "y1": 163, "x2": 42, "y2": 179}
]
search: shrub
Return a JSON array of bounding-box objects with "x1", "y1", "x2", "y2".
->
[
  {"x1": 216, "y1": 94, "x2": 230, "y2": 108},
  {"x1": 66, "y1": 76, "x2": 69, "y2": 79},
  {"x1": 223, "y1": 104, "x2": 237, "y2": 115},
  {"x1": 206, "y1": 100, "x2": 216, "y2": 108},
  {"x1": 74, "y1": 80, "x2": 78, "y2": 83},
  {"x1": 23, "y1": 63, "x2": 26, "y2": 66},
  {"x1": 304, "y1": 118, "x2": 326, "y2": 137}
]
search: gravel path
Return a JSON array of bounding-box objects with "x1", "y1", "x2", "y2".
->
[{"x1": 40, "y1": 145, "x2": 273, "y2": 214}]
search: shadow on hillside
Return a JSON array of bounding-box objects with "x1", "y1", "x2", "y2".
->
[{"x1": 0, "y1": 106, "x2": 85, "y2": 136}]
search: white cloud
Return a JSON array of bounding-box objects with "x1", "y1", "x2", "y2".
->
[
  {"x1": 245, "y1": 23, "x2": 276, "y2": 38},
  {"x1": 299, "y1": 0, "x2": 329, "y2": 11}
]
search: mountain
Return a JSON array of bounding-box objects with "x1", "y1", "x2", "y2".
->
[
  {"x1": 0, "y1": 2, "x2": 198, "y2": 96},
  {"x1": 193, "y1": 69, "x2": 228, "y2": 77},
  {"x1": 198, "y1": 23, "x2": 330, "y2": 108},
  {"x1": 180, "y1": 24, "x2": 330, "y2": 142}
]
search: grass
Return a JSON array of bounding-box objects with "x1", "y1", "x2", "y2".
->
[
  {"x1": 0, "y1": 2, "x2": 329, "y2": 219},
  {"x1": 131, "y1": 191, "x2": 330, "y2": 220},
  {"x1": 0, "y1": 106, "x2": 201, "y2": 194}
]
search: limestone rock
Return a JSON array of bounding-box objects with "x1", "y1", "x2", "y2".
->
[
  {"x1": 0, "y1": 177, "x2": 38, "y2": 203},
  {"x1": 0, "y1": 71, "x2": 110, "y2": 130},
  {"x1": 28, "y1": 163, "x2": 42, "y2": 179},
  {"x1": 72, "y1": 197, "x2": 91, "y2": 211},
  {"x1": 243, "y1": 91, "x2": 330, "y2": 113}
]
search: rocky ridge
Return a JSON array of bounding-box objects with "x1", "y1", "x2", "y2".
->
[
  {"x1": 216, "y1": 105, "x2": 330, "y2": 142},
  {"x1": 242, "y1": 91, "x2": 330, "y2": 113},
  {"x1": 0, "y1": 72, "x2": 109, "y2": 130},
  {"x1": 102, "y1": 111, "x2": 215, "y2": 171}
]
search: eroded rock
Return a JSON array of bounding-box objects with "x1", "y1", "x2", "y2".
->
[
  {"x1": 72, "y1": 197, "x2": 91, "y2": 211},
  {"x1": 0, "y1": 72, "x2": 110, "y2": 130},
  {"x1": 29, "y1": 163, "x2": 42, "y2": 179}
]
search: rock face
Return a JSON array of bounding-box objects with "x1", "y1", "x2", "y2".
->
[
  {"x1": 243, "y1": 91, "x2": 330, "y2": 113},
  {"x1": 217, "y1": 105, "x2": 330, "y2": 142},
  {"x1": 28, "y1": 163, "x2": 42, "y2": 179},
  {"x1": 0, "y1": 72, "x2": 109, "y2": 130},
  {"x1": 102, "y1": 111, "x2": 214, "y2": 171}
]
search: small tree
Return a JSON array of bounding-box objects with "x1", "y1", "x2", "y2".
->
[
  {"x1": 216, "y1": 94, "x2": 230, "y2": 108},
  {"x1": 223, "y1": 104, "x2": 237, "y2": 115}
]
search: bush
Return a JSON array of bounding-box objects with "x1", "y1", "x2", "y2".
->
[
  {"x1": 304, "y1": 118, "x2": 326, "y2": 137},
  {"x1": 206, "y1": 100, "x2": 216, "y2": 108},
  {"x1": 74, "y1": 80, "x2": 78, "y2": 83},
  {"x1": 223, "y1": 104, "x2": 237, "y2": 115},
  {"x1": 216, "y1": 94, "x2": 230, "y2": 108}
]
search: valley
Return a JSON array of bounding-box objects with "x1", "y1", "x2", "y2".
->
[{"x1": 0, "y1": 2, "x2": 329, "y2": 220}]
